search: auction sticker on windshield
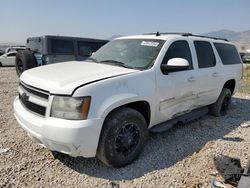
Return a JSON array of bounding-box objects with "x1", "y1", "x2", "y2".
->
[{"x1": 141, "y1": 41, "x2": 159, "y2": 47}]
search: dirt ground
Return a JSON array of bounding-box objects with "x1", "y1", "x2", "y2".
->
[{"x1": 0, "y1": 67, "x2": 250, "y2": 188}]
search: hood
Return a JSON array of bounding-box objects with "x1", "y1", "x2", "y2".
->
[{"x1": 20, "y1": 61, "x2": 138, "y2": 95}]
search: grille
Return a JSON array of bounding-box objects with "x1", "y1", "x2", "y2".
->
[
  {"x1": 20, "y1": 82, "x2": 49, "y2": 100},
  {"x1": 19, "y1": 94, "x2": 46, "y2": 116},
  {"x1": 19, "y1": 82, "x2": 49, "y2": 116}
]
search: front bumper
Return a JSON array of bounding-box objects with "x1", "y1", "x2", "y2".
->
[{"x1": 13, "y1": 97, "x2": 104, "y2": 158}]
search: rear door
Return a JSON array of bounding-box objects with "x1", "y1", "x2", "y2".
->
[{"x1": 189, "y1": 40, "x2": 220, "y2": 107}]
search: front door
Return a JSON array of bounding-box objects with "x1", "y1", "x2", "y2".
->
[
  {"x1": 6, "y1": 52, "x2": 17, "y2": 66},
  {"x1": 155, "y1": 40, "x2": 198, "y2": 124}
]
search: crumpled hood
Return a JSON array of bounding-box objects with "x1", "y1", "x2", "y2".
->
[{"x1": 20, "y1": 61, "x2": 138, "y2": 95}]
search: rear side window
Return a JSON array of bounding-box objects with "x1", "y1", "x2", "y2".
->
[
  {"x1": 194, "y1": 41, "x2": 216, "y2": 68},
  {"x1": 77, "y1": 41, "x2": 104, "y2": 57},
  {"x1": 214, "y1": 43, "x2": 241, "y2": 65},
  {"x1": 162, "y1": 40, "x2": 193, "y2": 69},
  {"x1": 51, "y1": 39, "x2": 74, "y2": 54}
]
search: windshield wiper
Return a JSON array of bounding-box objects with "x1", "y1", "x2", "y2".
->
[{"x1": 99, "y1": 60, "x2": 132, "y2": 69}]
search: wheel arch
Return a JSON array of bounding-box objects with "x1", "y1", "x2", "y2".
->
[
  {"x1": 223, "y1": 79, "x2": 235, "y2": 94},
  {"x1": 102, "y1": 100, "x2": 151, "y2": 128}
]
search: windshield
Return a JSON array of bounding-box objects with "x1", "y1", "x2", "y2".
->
[{"x1": 91, "y1": 39, "x2": 165, "y2": 69}]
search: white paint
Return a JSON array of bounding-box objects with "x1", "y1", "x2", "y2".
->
[
  {"x1": 14, "y1": 34, "x2": 242, "y2": 158},
  {"x1": 20, "y1": 61, "x2": 138, "y2": 94},
  {"x1": 167, "y1": 58, "x2": 189, "y2": 67},
  {"x1": 0, "y1": 51, "x2": 17, "y2": 66}
]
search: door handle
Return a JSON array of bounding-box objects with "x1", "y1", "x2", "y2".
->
[
  {"x1": 212, "y1": 72, "x2": 220, "y2": 77},
  {"x1": 188, "y1": 76, "x2": 196, "y2": 82}
]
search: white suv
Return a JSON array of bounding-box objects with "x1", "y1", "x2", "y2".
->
[{"x1": 13, "y1": 33, "x2": 242, "y2": 167}]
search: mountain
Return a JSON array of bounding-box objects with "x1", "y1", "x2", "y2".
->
[
  {"x1": 202, "y1": 29, "x2": 250, "y2": 51},
  {"x1": 108, "y1": 30, "x2": 250, "y2": 51}
]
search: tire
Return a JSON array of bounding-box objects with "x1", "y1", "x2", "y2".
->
[
  {"x1": 0, "y1": 62, "x2": 2, "y2": 67},
  {"x1": 15, "y1": 50, "x2": 37, "y2": 77},
  {"x1": 209, "y1": 88, "x2": 232, "y2": 117},
  {"x1": 97, "y1": 107, "x2": 148, "y2": 167}
]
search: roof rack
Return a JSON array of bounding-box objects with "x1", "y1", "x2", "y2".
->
[
  {"x1": 187, "y1": 33, "x2": 229, "y2": 41},
  {"x1": 145, "y1": 32, "x2": 191, "y2": 36},
  {"x1": 145, "y1": 32, "x2": 228, "y2": 41}
]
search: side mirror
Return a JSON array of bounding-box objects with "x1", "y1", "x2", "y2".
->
[{"x1": 161, "y1": 58, "x2": 189, "y2": 74}]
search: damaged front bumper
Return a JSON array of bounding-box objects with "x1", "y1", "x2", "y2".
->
[{"x1": 13, "y1": 97, "x2": 103, "y2": 158}]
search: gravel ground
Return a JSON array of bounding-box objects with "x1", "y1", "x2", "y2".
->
[{"x1": 0, "y1": 67, "x2": 250, "y2": 188}]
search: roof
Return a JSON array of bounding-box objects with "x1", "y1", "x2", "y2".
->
[
  {"x1": 116, "y1": 32, "x2": 230, "y2": 43},
  {"x1": 27, "y1": 35, "x2": 109, "y2": 43}
]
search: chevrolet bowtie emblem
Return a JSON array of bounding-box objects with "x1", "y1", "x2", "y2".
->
[{"x1": 22, "y1": 93, "x2": 29, "y2": 101}]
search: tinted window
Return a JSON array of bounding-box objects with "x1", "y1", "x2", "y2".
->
[
  {"x1": 162, "y1": 40, "x2": 193, "y2": 69},
  {"x1": 78, "y1": 41, "x2": 104, "y2": 57},
  {"x1": 214, "y1": 43, "x2": 241, "y2": 65},
  {"x1": 194, "y1": 41, "x2": 216, "y2": 68},
  {"x1": 51, "y1": 39, "x2": 74, "y2": 54},
  {"x1": 7, "y1": 52, "x2": 17, "y2": 57}
]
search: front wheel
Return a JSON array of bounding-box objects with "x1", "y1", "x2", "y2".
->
[
  {"x1": 209, "y1": 88, "x2": 232, "y2": 117},
  {"x1": 97, "y1": 107, "x2": 148, "y2": 167}
]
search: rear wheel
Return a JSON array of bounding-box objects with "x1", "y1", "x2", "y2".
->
[
  {"x1": 15, "y1": 50, "x2": 37, "y2": 77},
  {"x1": 0, "y1": 62, "x2": 2, "y2": 67},
  {"x1": 209, "y1": 88, "x2": 232, "y2": 117},
  {"x1": 97, "y1": 107, "x2": 148, "y2": 167}
]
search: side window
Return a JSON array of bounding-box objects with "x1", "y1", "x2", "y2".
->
[
  {"x1": 214, "y1": 43, "x2": 241, "y2": 65},
  {"x1": 7, "y1": 52, "x2": 17, "y2": 57},
  {"x1": 77, "y1": 41, "x2": 102, "y2": 57},
  {"x1": 162, "y1": 40, "x2": 193, "y2": 69},
  {"x1": 194, "y1": 41, "x2": 216, "y2": 68},
  {"x1": 51, "y1": 39, "x2": 74, "y2": 54}
]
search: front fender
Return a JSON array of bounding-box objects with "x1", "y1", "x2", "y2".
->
[{"x1": 99, "y1": 93, "x2": 142, "y2": 119}]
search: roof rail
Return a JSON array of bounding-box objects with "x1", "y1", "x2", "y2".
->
[
  {"x1": 145, "y1": 32, "x2": 229, "y2": 41},
  {"x1": 145, "y1": 32, "x2": 191, "y2": 36},
  {"x1": 185, "y1": 33, "x2": 229, "y2": 41}
]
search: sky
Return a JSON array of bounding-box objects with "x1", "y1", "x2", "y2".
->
[{"x1": 0, "y1": 0, "x2": 250, "y2": 43}]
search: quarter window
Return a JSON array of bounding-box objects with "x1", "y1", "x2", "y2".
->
[
  {"x1": 194, "y1": 41, "x2": 216, "y2": 68},
  {"x1": 162, "y1": 40, "x2": 193, "y2": 69},
  {"x1": 214, "y1": 43, "x2": 241, "y2": 65}
]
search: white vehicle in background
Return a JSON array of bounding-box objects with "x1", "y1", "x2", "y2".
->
[
  {"x1": 5, "y1": 46, "x2": 25, "y2": 53},
  {"x1": 0, "y1": 51, "x2": 17, "y2": 66}
]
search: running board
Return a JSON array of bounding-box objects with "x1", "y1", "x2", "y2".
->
[{"x1": 150, "y1": 107, "x2": 208, "y2": 133}]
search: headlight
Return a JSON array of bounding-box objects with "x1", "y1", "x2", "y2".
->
[{"x1": 51, "y1": 96, "x2": 91, "y2": 120}]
